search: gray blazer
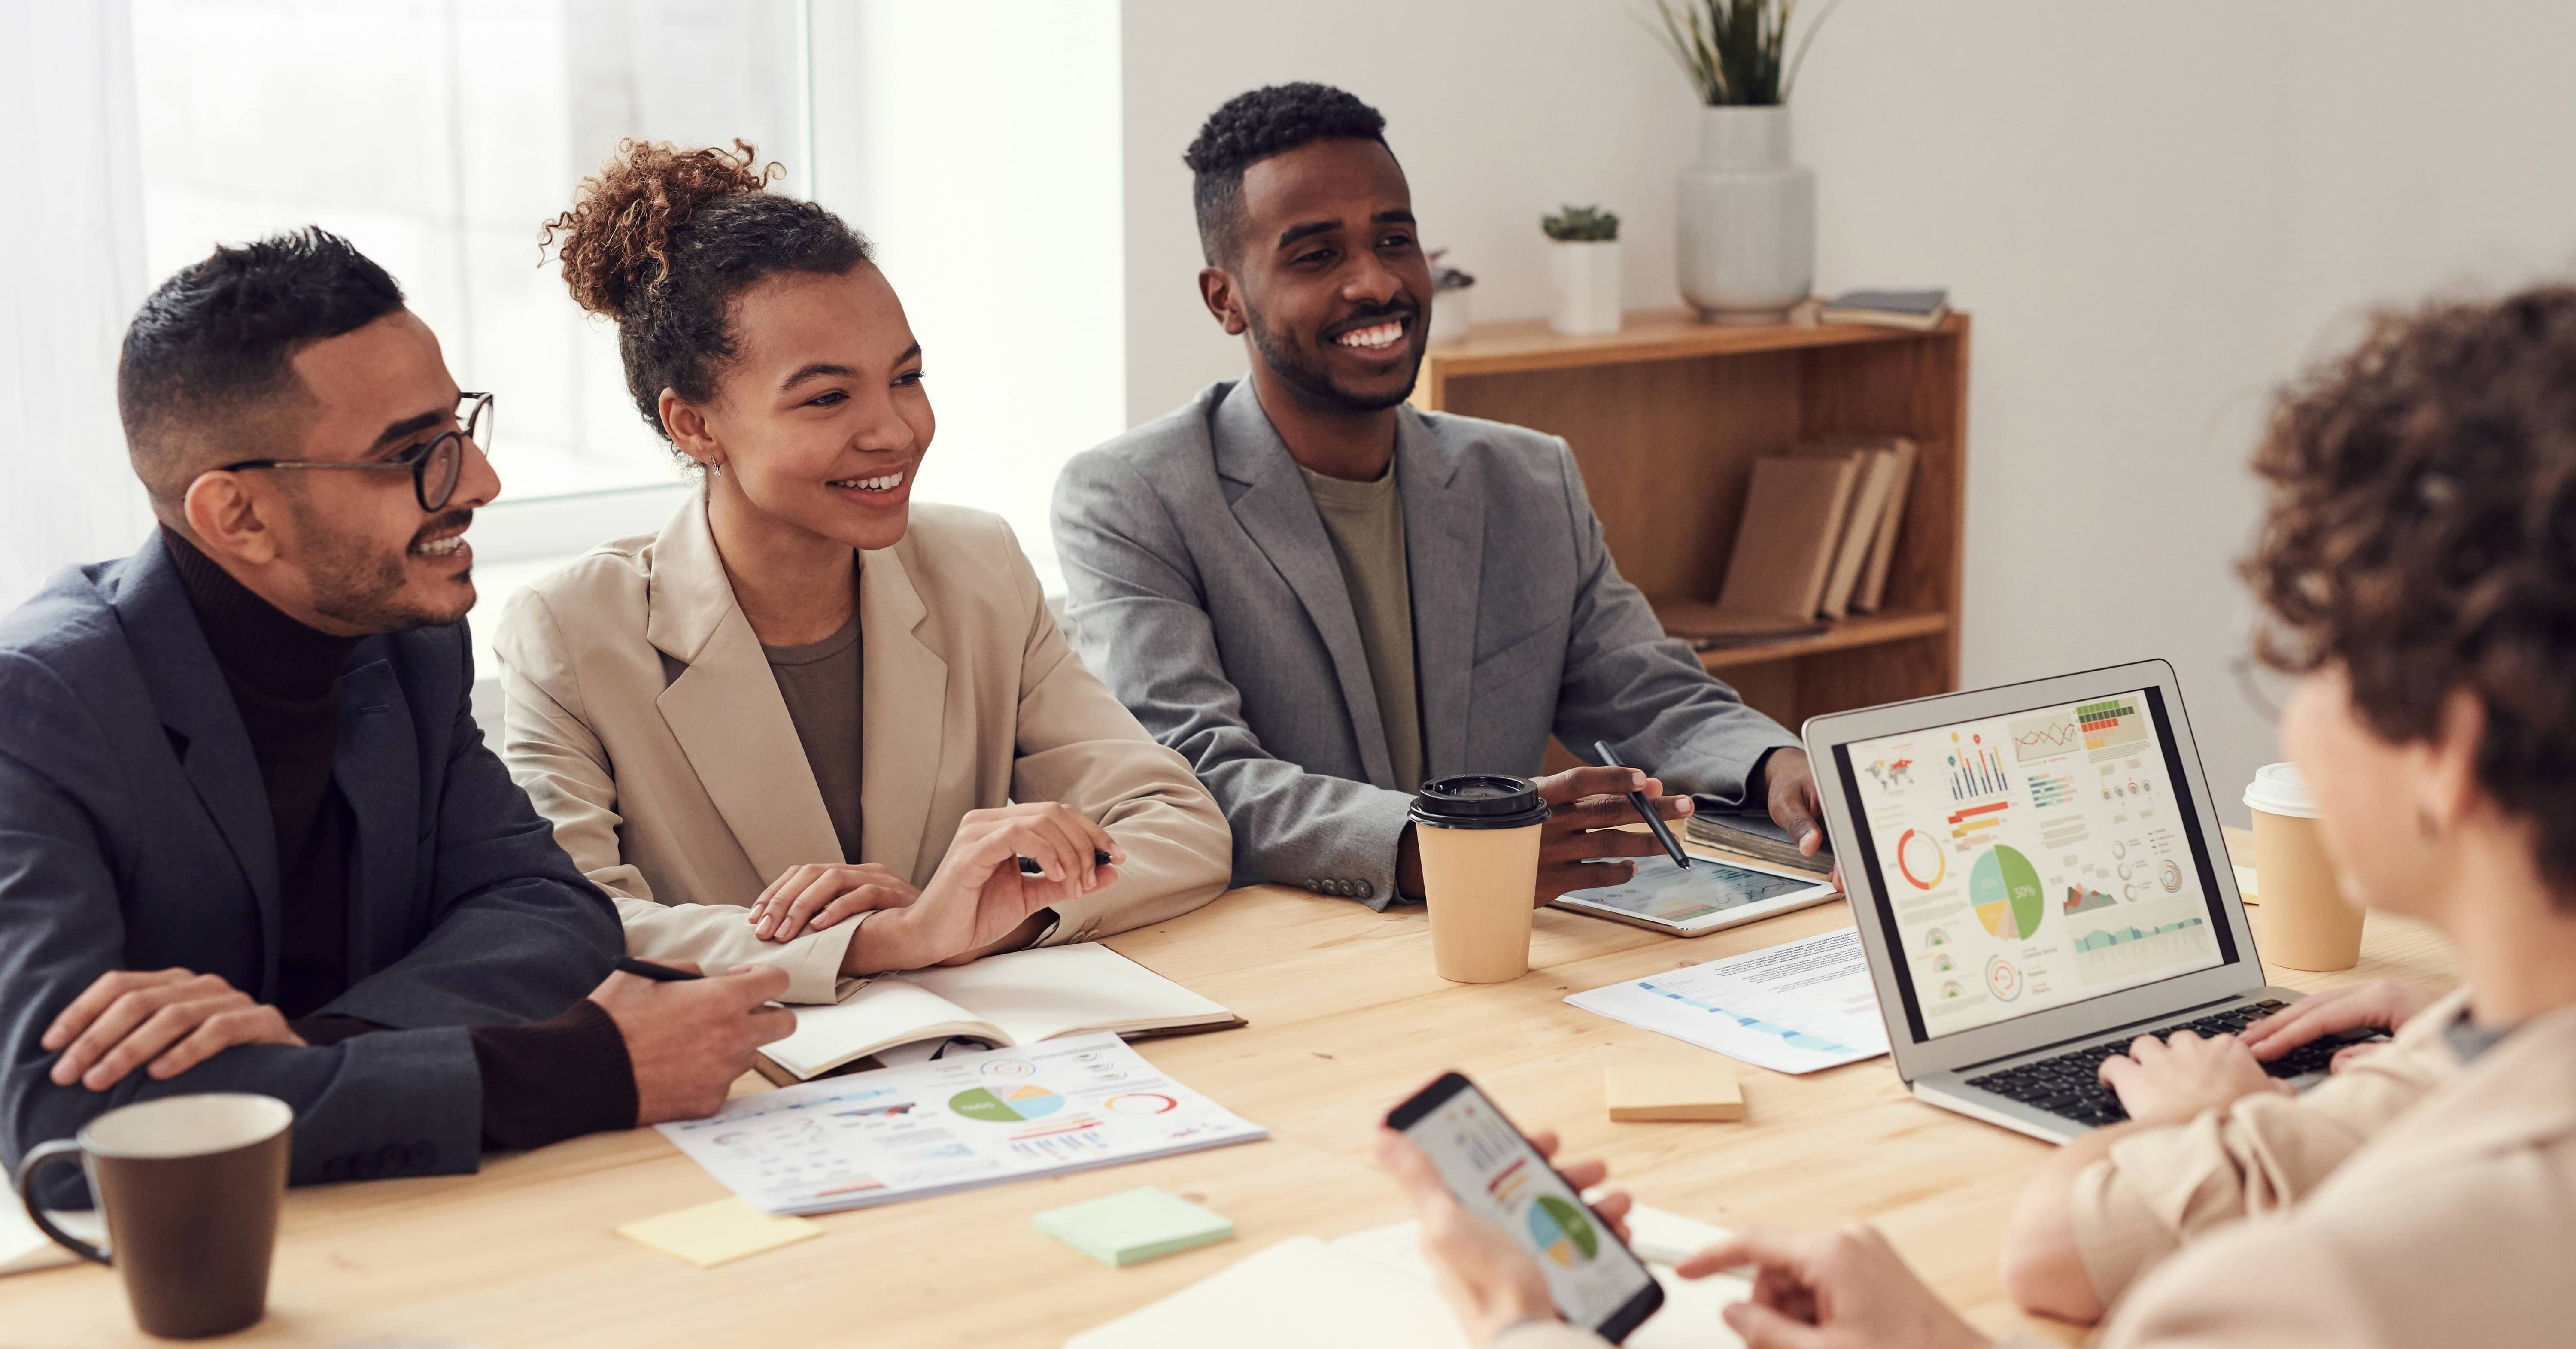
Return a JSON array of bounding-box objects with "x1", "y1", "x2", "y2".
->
[
  {"x1": 1051, "y1": 379, "x2": 1799, "y2": 908},
  {"x1": 0, "y1": 536, "x2": 623, "y2": 1204}
]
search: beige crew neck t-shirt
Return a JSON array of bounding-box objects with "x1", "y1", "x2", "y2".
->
[
  {"x1": 1298, "y1": 461, "x2": 1425, "y2": 793},
  {"x1": 762, "y1": 610, "x2": 863, "y2": 864}
]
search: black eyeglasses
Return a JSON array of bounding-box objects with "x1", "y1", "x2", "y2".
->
[{"x1": 217, "y1": 392, "x2": 493, "y2": 512}]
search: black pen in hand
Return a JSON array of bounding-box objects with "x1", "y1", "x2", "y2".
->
[
  {"x1": 1592, "y1": 740, "x2": 1691, "y2": 870},
  {"x1": 1018, "y1": 850, "x2": 1115, "y2": 876},
  {"x1": 614, "y1": 957, "x2": 702, "y2": 982}
]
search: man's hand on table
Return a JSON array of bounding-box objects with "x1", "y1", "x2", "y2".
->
[
  {"x1": 590, "y1": 961, "x2": 794, "y2": 1124},
  {"x1": 1759, "y1": 747, "x2": 1845, "y2": 893},
  {"x1": 1394, "y1": 766, "x2": 1691, "y2": 905},
  {"x1": 42, "y1": 968, "x2": 305, "y2": 1090}
]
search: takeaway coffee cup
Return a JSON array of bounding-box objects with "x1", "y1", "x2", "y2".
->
[
  {"x1": 14, "y1": 1093, "x2": 292, "y2": 1339},
  {"x1": 2243, "y1": 763, "x2": 2363, "y2": 972},
  {"x1": 1412, "y1": 775, "x2": 1553, "y2": 983}
]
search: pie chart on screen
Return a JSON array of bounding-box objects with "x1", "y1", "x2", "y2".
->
[{"x1": 1526, "y1": 1196, "x2": 1600, "y2": 1268}]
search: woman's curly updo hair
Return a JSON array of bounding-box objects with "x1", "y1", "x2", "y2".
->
[
  {"x1": 544, "y1": 140, "x2": 871, "y2": 453},
  {"x1": 2242, "y1": 285, "x2": 2576, "y2": 904}
]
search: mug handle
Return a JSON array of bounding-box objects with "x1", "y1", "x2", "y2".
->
[{"x1": 12, "y1": 1139, "x2": 109, "y2": 1264}]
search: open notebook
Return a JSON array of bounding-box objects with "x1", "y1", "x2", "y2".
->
[{"x1": 757, "y1": 942, "x2": 1243, "y2": 1082}]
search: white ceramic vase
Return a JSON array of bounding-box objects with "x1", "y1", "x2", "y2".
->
[
  {"x1": 1677, "y1": 105, "x2": 1815, "y2": 324},
  {"x1": 1548, "y1": 240, "x2": 1622, "y2": 336},
  {"x1": 1428, "y1": 285, "x2": 1473, "y2": 347}
]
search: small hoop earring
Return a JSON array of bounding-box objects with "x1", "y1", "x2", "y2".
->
[{"x1": 705, "y1": 459, "x2": 724, "y2": 477}]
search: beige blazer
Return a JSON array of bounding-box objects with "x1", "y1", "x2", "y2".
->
[
  {"x1": 491, "y1": 495, "x2": 1232, "y2": 1003},
  {"x1": 2068, "y1": 987, "x2": 2465, "y2": 1303},
  {"x1": 1498, "y1": 997, "x2": 2576, "y2": 1349}
]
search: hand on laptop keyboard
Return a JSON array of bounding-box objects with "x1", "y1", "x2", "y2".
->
[
  {"x1": 2097, "y1": 1027, "x2": 2292, "y2": 1127},
  {"x1": 1964, "y1": 1001, "x2": 2392, "y2": 1130}
]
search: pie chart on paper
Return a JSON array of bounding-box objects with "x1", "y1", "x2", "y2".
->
[{"x1": 947, "y1": 1084, "x2": 1065, "y2": 1124}]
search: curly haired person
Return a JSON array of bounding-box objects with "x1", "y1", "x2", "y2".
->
[
  {"x1": 490, "y1": 142, "x2": 1230, "y2": 995},
  {"x1": 1378, "y1": 286, "x2": 2576, "y2": 1349}
]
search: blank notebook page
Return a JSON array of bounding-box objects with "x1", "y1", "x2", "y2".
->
[{"x1": 906, "y1": 942, "x2": 1229, "y2": 1045}]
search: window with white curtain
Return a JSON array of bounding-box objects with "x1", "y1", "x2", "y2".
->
[
  {"x1": 130, "y1": 0, "x2": 806, "y2": 507},
  {"x1": 27, "y1": 0, "x2": 1125, "y2": 625}
]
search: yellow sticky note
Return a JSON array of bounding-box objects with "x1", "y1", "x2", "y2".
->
[
  {"x1": 617, "y1": 1196, "x2": 823, "y2": 1269},
  {"x1": 1606, "y1": 1063, "x2": 1744, "y2": 1122}
]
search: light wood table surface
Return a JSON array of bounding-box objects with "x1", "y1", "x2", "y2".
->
[{"x1": 0, "y1": 829, "x2": 2455, "y2": 1348}]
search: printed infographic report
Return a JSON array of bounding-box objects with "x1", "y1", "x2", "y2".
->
[
  {"x1": 657, "y1": 1033, "x2": 1266, "y2": 1214},
  {"x1": 1844, "y1": 689, "x2": 2224, "y2": 1039}
]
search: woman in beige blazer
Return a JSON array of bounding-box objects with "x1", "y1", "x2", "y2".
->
[
  {"x1": 1373, "y1": 289, "x2": 2576, "y2": 1349},
  {"x1": 494, "y1": 141, "x2": 1229, "y2": 1003}
]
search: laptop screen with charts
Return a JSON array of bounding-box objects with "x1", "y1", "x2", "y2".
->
[{"x1": 1803, "y1": 661, "x2": 2264, "y2": 1083}]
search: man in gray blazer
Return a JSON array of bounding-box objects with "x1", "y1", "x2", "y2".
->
[
  {"x1": 2, "y1": 231, "x2": 790, "y2": 1204},
  {"x1": 1054, "y1": 84, "x2": 1827, "y2": 909}
]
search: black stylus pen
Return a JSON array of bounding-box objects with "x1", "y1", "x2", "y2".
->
[
  {"x1": 615, "y1": 956, "x2": 702, "y2": 982},
  {"x1": 1594, "y1": 740, "x2": 1691, "y2": 869},
  {"x1": 1018, "y1": 849, "x2": 1115, "y2": 875}
]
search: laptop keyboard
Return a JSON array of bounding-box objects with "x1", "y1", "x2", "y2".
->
[{"x1": 1961, "y1": 1000, "x2": 2387, "y2": 1129}]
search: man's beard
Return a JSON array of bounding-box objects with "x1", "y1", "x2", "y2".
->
[
  {"x1": 290, "y1": 498, "x2": 476, "y2": 633},
  {"x1": 1246, "y1": 301, "x2": 1423, "y2": 413}
]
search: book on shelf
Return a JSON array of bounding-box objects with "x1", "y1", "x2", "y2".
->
[
  {"x1": 1854, "y1": 437, "x2": 1918, "y2": 613},
  {"x1": 1707, "y1": 453, "x2": 1861, "y2": 634},
  {"x1": 1683, "y1": 805, "x2": 1834, "y2": 876},
  {"x1": 1651, "y1": 599, "x2": 1827, "y2": 648},
  {"x1": 1795, "y1": 438, "x2": 1902, "y2": 620},
  {"x1": 754, "y1": 942, "x2": 1244, "y2": 1084},
  {"x1": 1820, "y1": 288, "x2": 1950, "y2": 332}
]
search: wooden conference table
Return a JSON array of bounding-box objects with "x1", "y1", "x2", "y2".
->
[{"x1": 1, "y1": 829, "x2": 2456, "y2": 1348}]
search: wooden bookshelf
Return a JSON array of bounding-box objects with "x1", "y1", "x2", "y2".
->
[{"x1": 1414, "y1": 307, "x2": 1970, "y2": 734}]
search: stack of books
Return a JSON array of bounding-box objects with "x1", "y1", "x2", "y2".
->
[
  {"x1": 1660, "y1": 434, "x2": 1919, "y2": 647},
  {"x1": 1820, "y1": 288, "x2": 1950, "y2": 331}
]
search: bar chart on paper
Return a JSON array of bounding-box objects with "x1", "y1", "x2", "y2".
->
[{"x1": 1564, "y1": 929, "x2": 1889, "y2": 1074}]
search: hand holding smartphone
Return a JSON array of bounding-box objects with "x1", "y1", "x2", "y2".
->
[{"x1": 1383, "y1": 1072, "x2": 1665, "y2": 1343}]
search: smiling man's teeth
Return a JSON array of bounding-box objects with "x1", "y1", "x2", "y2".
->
[
  {"x1": 416, "y1": 534, "x2": 466, "y2": 556},
  {"x1": 830, "y1": 471, "x2": 906, "y2": 492},
  {"x1": 1335, "y1": 320, "x2": 1405, "y2": 350}
]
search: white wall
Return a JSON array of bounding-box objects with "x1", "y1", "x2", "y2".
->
[
  {"x1": 811, "y1": 0, "x2": 1124, "y2": 590},
  {"x1": 1793, "y1": 0, "x2": 2576, "y2": 818},
  {"x1": 1121, "y1": 0, "x2": 1701, "y2": 424},
  {"x1": 1119, "y1": 0, "x2": 2576, "y2": 823}
]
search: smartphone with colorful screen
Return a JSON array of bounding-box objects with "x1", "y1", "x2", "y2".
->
[{"x1": 1384, "y1": 1072, "x2": 1665, "y2": 1343}]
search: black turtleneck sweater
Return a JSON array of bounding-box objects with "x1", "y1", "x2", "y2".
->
[{"x1": 165, "y1": 530, "x2": 635, "y2": 1149}]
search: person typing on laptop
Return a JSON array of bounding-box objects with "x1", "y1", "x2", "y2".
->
[{"x1": 1378, "y1": 286, "x2": 2576, "y2": 1349}]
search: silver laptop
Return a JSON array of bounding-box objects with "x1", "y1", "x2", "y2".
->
[{"x1": 1803, "y1": 660, "x2": 2354, "y2": 1144}]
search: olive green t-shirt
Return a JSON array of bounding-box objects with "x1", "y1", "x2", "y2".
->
[
  {"x1": 1298, "y1": 461, "x2": 1425, "y2": 793},
  {"x1": 763, "y1": 611, "x2": 863, "y2": 864}
]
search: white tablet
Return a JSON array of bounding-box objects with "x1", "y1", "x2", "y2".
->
[{"x1": 1550, "y1": 854, "x2": 1841, "y2": 937}]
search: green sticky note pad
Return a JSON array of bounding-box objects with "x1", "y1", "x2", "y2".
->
[{"x1": 1033, "y1": 1186, "x2": 1234, "y2": 1267}]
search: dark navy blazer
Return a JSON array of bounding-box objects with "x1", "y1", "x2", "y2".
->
[{"x1": 0, "y1": 535, "x2": 621, "y2": 1201}]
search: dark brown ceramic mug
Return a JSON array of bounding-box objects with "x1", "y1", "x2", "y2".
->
[{"x1": 15, "y1": 1093, "x2": 292, "y2": 1339}]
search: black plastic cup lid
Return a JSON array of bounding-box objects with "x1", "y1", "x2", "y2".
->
[{"x1": 1410, "y1": 774, "x2": 1551, "y2": 830}]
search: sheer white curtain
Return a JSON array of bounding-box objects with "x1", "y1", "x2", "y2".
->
[{"x1": 0, "y1": 0, "x2": 153, "y2": 609}]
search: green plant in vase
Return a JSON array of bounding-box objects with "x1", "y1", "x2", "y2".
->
[
  {"x1": 1541, "y1": 206, "x2": 1621, "y2": 243},
  {"x1": 1647, "y1": 0, "x2": 1846, "y2": 106}
]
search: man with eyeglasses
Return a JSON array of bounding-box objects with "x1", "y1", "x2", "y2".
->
[{"x1": 0, "y1": 228, "x2": 793, "y2": 1204}]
